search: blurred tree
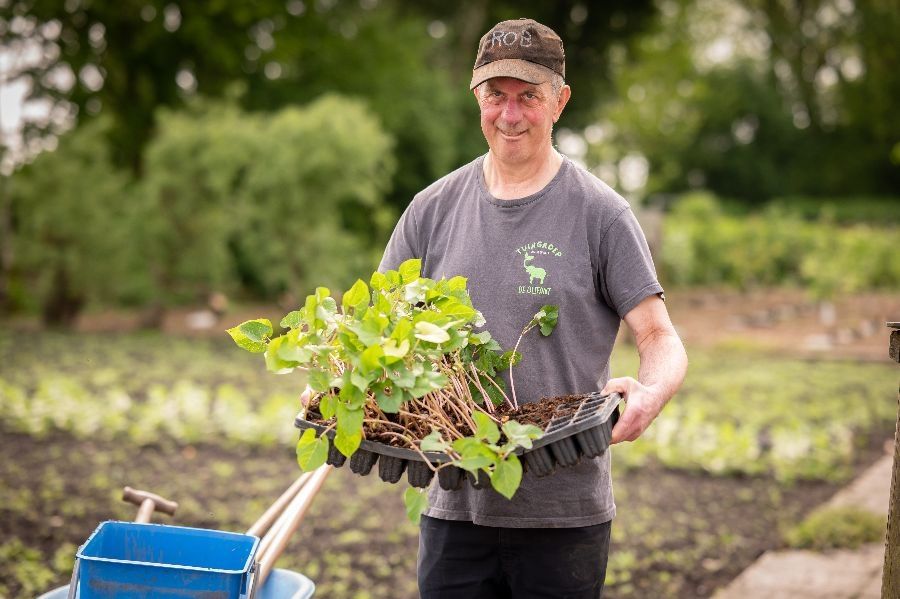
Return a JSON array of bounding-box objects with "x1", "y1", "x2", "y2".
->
[
  {"x1": 8, "y1": 117, "x2": 139, "y2": 325},
  {"x1": 586, "y1": 0, "x2": 900, "y2": 204},
  {"x1": 5, "y1": 0, "x2": 657, "y2": 213},
  {"x1": 139, "y1": 95, "x2": 394, "y2": 317}
]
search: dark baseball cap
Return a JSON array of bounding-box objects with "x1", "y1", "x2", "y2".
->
[{"x1": 470, "y1": 18, "x2": 565, "y2": 90}]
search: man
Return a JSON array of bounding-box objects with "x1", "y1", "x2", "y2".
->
[{"x1": 379, "y1": 18, "x2": 688, "y2": 598}]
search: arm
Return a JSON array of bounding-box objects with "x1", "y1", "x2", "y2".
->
[{"x1": 602, "y1": 294, "x2": 687, "y2": 444}]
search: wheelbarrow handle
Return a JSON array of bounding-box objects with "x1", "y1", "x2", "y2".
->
[
  {"x1": 257, "y1": 466, "x2": 332, "y2": 586},
  {"x1": 66, "y1": 558, "x2": 79, "y2": 599}
]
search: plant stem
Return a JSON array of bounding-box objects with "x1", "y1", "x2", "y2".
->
[{"x1": 508, "y1": 323, "x2": 535, "y2": 409}]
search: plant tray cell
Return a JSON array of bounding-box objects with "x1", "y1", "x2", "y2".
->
[
  {"x1": 349, "y1": 449, "x2": 378, "y2": 475},
  {"x1": 294, "y1": 391, "x2": 620, "y2": 490}
]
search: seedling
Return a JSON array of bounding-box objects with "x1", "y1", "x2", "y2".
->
[{"x1": 229, "y1": 259, "x2": 558, "y2": 521}]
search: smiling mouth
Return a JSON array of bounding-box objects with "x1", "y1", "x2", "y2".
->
[{"x1": 500, "y1": 130, "x2": 526, "y2": 139}]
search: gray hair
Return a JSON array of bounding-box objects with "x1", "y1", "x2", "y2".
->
[
  {"x1": 550, "y1": 74, "x2": 565, "y2": 97},
  {"x1": 476, "y1": 74, "x2": 567, "y2": 100}
]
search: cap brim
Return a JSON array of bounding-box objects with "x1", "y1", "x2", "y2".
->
[{"x1": 469, "y1": 59, "x2": 558, "y2": 90}]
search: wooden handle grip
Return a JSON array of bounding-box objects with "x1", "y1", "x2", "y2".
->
[{"x1": 122, "y1": 486, "x2": 178, "y2": 515}]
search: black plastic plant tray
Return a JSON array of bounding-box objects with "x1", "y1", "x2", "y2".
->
[{"x1": 294, "y1": 391, "x2": 620, "y2": 492}]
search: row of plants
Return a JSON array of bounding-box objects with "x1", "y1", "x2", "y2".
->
[
  {"x1": 611, "y1": 348, "x2": 897, "y2": 482},
  {"x1": 3, "y1": 335, "x2": 894, "y2": 488},
  {"x1": 660, "y1": 192, "x2": 899, "y2": 297}
]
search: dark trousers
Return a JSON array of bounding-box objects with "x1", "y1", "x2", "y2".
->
[{"x1": 418, "y1": 515, "x2": 611, "y2": 599}]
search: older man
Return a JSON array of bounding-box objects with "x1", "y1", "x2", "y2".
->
[{"x1": 379, "y1": 18, "x2": 687, "y2": 598}]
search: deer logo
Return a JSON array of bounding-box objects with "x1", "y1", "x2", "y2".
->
[{"x1": 522, "y1": 252, "x2": 547, "y2": 285}]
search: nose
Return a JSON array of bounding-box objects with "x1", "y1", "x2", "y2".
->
[{"x1": 500, "y1": 97, "x2": 523, "y2": 124}]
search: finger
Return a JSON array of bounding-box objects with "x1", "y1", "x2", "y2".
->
[
  {"x1": 610, "y1": 401, "x2": 637, "y2": 444},
  {"x1": 601, "y1": 377, "x2": 631, "y2": 397}
]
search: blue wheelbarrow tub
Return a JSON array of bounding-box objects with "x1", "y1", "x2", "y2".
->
[{"x1": 37, "y1": 568, "x2": 316, "y2": 599}]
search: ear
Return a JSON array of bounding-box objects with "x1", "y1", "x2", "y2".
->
[{"x1": 553, "y1": 85, "x2": 571, "y2": 122}]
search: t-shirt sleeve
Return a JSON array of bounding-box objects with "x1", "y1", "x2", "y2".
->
[
  {"x1": 378, "y1": 199, "x2": 421, "y2": 272},
  {"x1": 597, "y1": 206, "x2": 665, "y2": 319}
]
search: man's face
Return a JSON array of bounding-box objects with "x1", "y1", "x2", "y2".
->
[{"x1": 475, "y1": 77, "x2": 570, "y2": 166}]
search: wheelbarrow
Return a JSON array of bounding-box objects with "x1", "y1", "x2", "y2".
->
[{"x1": 38, "y1": 466, "x2": 331, "y2": 599}]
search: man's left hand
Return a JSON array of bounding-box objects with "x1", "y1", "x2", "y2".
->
[{"x1": 602, "y1": 376, "x2": 664, "y2": 444}]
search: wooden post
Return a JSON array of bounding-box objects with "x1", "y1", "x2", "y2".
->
[{"x1": 883, "y1": 323, "x2": 899, "y2": 598}]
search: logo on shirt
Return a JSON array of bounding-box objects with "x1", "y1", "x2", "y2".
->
[{"x1": 515, "y1": 241, "x2": 562, "y2": 296}]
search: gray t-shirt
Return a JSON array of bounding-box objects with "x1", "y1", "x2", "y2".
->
[{"x1": 379, "y1": 154, "x2": 663, "y2": 527}]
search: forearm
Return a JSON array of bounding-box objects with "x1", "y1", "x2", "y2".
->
[{"x1": 635, "y1": 328, "x2": 687, "y2": 410}]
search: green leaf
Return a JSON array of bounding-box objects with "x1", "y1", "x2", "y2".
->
[
  {"x1": 370, "y1": 271, "x2": 389, "y2": 292},
  {"x1": 403, "y1": 279, "x2": 428, "y2": 303},
  {"x1": 490, "y1": 454, "x2": 523, "y2": 499},
  {"x1": 451, "y1": 437, "x2": 497, "y2": 473},
  {"x1": 319, "y1": 394, "x2": 336, "y2": 420},
  {"x1": 472, "y1": 411, "x2": 501, "y2": 444},
  {"x1": 374, "y1": 386, "x2": 404, "y2": 413},
  {"x1": 340, "y1": 379, "x2": 366, "y2": 409},
  {"x1": 334, "y1": 403, "x2": 364, "y2": 457},
  {"x1": 342, "y1": 279, "x2": 371, "y2": 315},
  {"x1": 265, "y1": 335, "x2": 298, "y2": 373},
  {"x1": 359, "y1": 344, "x2": 384, "y2": 374},
  {"x1": 484, "y1": 382, "x2": 506, "y2": 407},
  {"x1": 334, "y1": 428, "x2": 362, "y2": 458},
  {"x1": 535, "y1": 304, "x2": 559, "y2": 336},
  {"x1": 398, "y1": 258, "x2": 422, "y2": 283},
  {"x1": 385, "y1": 269, "x2": 402, "y2": 287},
  {"x1": 390, "y1": 319, "x2": 413, "y2": 342},
  {"x1": 350, "y1": 369, "x2": 372, "y2": 393},
  {"x1": 457, "y1": 454, "x2": 494, "y2": 473},
  {"x1": 414, "y1": 321, "x2": 450, "y2": 344},
  {"x1": 447, "y1": 275, "x2": 467, "y2": 291},
  {"x1": 315, "y1": 287, "x2": 331, "y2": 301},
  {"x1": 276, "y1": 332, "x2": 313, "y2": 364},
  {"x1": 434, "y1": 297, "x2": 476, "y2": 321},
  {"x1": 403, "y1": 487, "x2": 429, "y2": 524},
  {"x1": 499, "y1": 350, "x2": 522, "y2": 369},
  {"x1": 382, "y1": 338, "x2": 409, "y2": 362},
  {"x1": 240, "y1": 319, "x2": 274, "y2": 342},
  {"x1": 295, "y1": 429, "x2": 328, "y2": 471},
  {"x1": 470, "y1": 331, "x2": 493, "y2": 346},
  {"x1": 502, "y1": 420, "x2": 544, "y2": 450},
  {"x1": 392, "y1": 367, "x2": 417, "y2": 389},
  {"x1": 226, "y1": 320, "x2": 270, "y2": 353},
  {"x1": 374, "y1": 291, "x2": 392, "y2": 314},
  {"x1": 307, "y1": 368, "x2": 331, "y2": 392},
  {"x1": 280, "y1": 311, "x2": 302, "y2": 329},
  {"x1": 420, "y1": 429, "x2": 450, "y2": 452},
  {"x1": 348, "y1": 312, "x2": 387, "y2": 347},
  {"x1": 317, "y1": 297, "x2": 338, "y2": 323},
  {"x1": 408, "y1": 371, "x2": 448, "y2": 398}
]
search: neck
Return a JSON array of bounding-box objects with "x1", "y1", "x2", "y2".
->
[{"x1": 483, "y1": 148, "x2": 563, "y2": 200}]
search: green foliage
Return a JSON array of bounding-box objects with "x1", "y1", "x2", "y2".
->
[
  {"x1": 141, "y1": 95, "x2": 394, "y2": 304},
  {"x1": 403, "y1": 487, "x2": 429, "y2": 525},
  {"x1": 763, "y1": 195, "x2": 900, "y2": 225},
  {"x1": 660, "y1": 192, "x2": 900, "y2": 297},
  {"x1": 0, "y1": 330, "x2": 302, "y2": 447},
  {"x1": 587, "y1": 0, "x2": 900, "y2": 203},
  {"x1": 786, "y1": 507, "x2": 885, "y2": 550},
  {"x1": 611, "y1": 348, "x2": 897, "y2": 482},
  {"x1": 7, "y1": 117, "x2": 145, "y2": 322},
  {"x1": 229, "y1": 259, "x2": 557, "y2": 507},
  {"x1": 296, "y1": 428, "x2": 329, "y2": 472},
  {"x1": 0, "y1": 539, "x2": 56, "y2": 597}
]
